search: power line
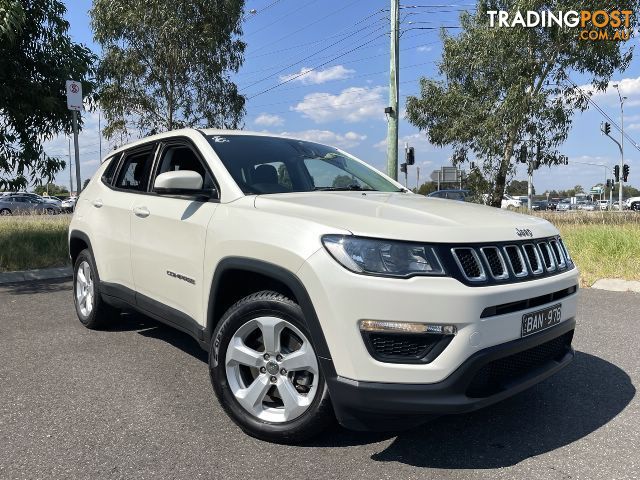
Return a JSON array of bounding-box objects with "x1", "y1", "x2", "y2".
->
[
  {"x1": 566, "y1": 76, "x2": 640, "y2": 153},
  {"x1": 239, "y1": 22, "x2": 388, "y2": 91},
  {"x1": 247, "y1": 34, "x2": 389, "y2": 99},
  {"x1": 244, "y1": 0, "x2": 317, "y2": 35},
  {"x1": 248, "y1": 0, "x2": 367, "y2": 55}
]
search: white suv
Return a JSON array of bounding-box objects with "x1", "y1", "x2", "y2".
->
[{"x1": 69, "y1": 129, "x2": 579, "y2": 442}]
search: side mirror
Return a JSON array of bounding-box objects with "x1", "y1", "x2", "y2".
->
[{"x1": 154, "y1": 170, "x2": 207, "y2": 195}]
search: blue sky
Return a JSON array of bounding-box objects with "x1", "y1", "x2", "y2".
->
[{"x1": 46, "y1": 0, "x2": 640, "y2": 193}]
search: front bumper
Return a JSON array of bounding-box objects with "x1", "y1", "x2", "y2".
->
[{"x1": 323, "y1": 318, "x2": 575, "y2": 430}]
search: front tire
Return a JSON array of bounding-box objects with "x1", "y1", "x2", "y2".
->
[
  {"x1": 0, "y1": 208, "x2": 11, "y2": 216},
  {"x1": 209, "y1": 291, "x2": 333, "y2": 443},
  {"x1": 73, "y1": 249, "x2": 117, "y2": 329}
]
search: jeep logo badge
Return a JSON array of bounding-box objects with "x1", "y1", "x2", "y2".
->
[{"x1": 515, "y1": 228, "x2": 533, "y2": 238}]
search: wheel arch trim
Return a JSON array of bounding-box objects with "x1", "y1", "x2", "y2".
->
[{"x1": 206, "y1": 257, "x2": 332, "y2": 359}]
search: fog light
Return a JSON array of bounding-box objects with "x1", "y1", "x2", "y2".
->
[{"x1": 359, "y1": 320, "x2": 457, "y2": 335}]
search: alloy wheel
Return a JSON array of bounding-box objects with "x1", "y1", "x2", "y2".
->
[
  {"x1": 75, "y1": 261, "x2": 94, "y2": 317},
  {"x1": 225, "y1": 316, "x2": 319, "y2": 423}
]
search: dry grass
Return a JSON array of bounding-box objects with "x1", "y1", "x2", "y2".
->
[
  {"x1": 0, "y1": 215, "x2": 71, "y2": 272},
  {"x1": 532, "y1": 211, "x2": 640, "y2": 286}
]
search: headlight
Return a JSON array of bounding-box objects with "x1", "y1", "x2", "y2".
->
[{"x1": 322, "y1": 235, "x2": 446, "y2": 277}]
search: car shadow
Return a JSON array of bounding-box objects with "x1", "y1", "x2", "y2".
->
[
  {"x1": 108, "y1": 312, "x2": 208, "y2": 363},
  {"x1": 365, "y1": 351, "x2": 635, "y2": 468},
  {"x1": 104, "y1": 313, "x2": 635, "y2": 461}
]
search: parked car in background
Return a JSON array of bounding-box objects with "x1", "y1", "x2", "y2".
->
[
  {"x1": 427, "y1": 189, "x2": 471, "y2": 201},
  {"x1": 556, "y1": 199, "x2": 573, "y2": 212},
  {"x1": 531, "y1": 201, "x2": 547, "y2": 211},
  {"x1": 42, "y1": 195, "x2": 63, "y2": 205},
  {"x1": 578, "y1": 202, "x2": 596, "y2": 211},
  {"x1": 61, "y1": 197, "x2": 77, "y2": 212},
  {"x1": 0, "y1": 195, "x2": 61, "y2": 215},
  {"x1": 597, "y1": 200, "x2": 610, "y2": 211},
  {"x1": 501, "y1": 194, "x2": 522, "y2": 209},
  {"x1": 2, "y1": 192, "x2": 60, "y2": 205},
  {"x1": 625, "y1": 196, "x2": 640, "y2": 211}
]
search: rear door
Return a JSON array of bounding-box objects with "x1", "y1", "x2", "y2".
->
[
  {"x1": 88, "y1": 145, "x2": 156, "y2": 291},
  {"x1": 129, "y1": 138, "x2": 219, "y2": 327}
]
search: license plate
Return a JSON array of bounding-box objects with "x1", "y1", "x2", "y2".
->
[{"x1": 521, "y1": 304, "x2": 562, "y2": 337}]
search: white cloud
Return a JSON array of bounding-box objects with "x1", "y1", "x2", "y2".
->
[
  {"x1": 279, "y1": 65, "x2": 355, "y2": 85},
  {"x1": 417, "y1": 45, "x2": 432, "y2": 53},
  {"x1": 580, "y1": 76, "x2": 640, "y2": 107},
  {"x1": 292, "y1": 86, "x2": 386, "y2": 123},
  {"x1": 254, "y1": 113, "x2": 284, "y2": 127},
  {"x1": 278, "y1": 129, "x2": 367, "y2": 148}
]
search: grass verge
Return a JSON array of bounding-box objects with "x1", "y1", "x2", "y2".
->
[
  {"x1": 534, "y1": 212, "x2": 640, "y2": 287},
  {"x1": 0, "y1": 215, "x2": 71, "y2": 272}
]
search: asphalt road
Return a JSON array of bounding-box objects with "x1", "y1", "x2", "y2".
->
[{"x1": 0, "y1": 281, "x2": 638, "y2": 480}]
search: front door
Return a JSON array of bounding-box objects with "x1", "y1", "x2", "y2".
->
[{"x1": 129, "y1": 140, "x2": 219, "y2": 328}]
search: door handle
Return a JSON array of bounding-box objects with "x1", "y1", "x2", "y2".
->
[
  {"x1": 92, "y1": 199, "x2": 103, "y2": 208},
  {"x1": 133, "y1": 206, "x2": 150, "y2": 218}
]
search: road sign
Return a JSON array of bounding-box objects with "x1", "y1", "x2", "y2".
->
[
  {"x1": 66, "y1": 80, "x2": 83, "y2": 111},
  {"x1": 590, "y1": 186, "x2": 604, "y2": 195}
]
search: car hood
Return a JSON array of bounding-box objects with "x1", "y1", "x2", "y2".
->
[{"x1": 253, "y1": 192, "x2": 558, "y2": 243}]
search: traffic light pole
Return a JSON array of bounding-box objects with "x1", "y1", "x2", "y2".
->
[
  {"x1": 603, "y1": 131, "x2": 623, "y2": 209},
  {"x1": 619, "y1": 98, "x2": 624, "y2": 212}
]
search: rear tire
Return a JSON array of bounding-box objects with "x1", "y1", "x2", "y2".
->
[
  {"x1": 632, "y1": 202, "x2": 640, "y2": 211},
  {"x1": 73, "y1": 249, "x2": 118, "y2": 329},
  {"x1": 209, "y1": 290, "x2": 334, "y2": 443}
]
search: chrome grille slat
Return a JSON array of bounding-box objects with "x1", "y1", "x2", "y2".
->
[
  {"x1": 549, "y1": 239, "x2": 566, "y2": 269},
  {"x1": 480, "y1": 247, "x2": 509, "y2": 280},
  {"x1": 538, "y1": 242, "x2": 556, "y2": 271},
  {"x1": 504, "y1": 245, "x2": 528, "y2": 278},
  {"x1": 451, "y1": 248, "x2": 486, "y2": 282},
  {"x1": 523, "y1": 244, "x2": 544, "y2": 275}
]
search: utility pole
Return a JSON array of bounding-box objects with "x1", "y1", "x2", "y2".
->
[
  {"x1": 68, "y1": 138, "x2": 73, "y2": 194},
  {"x1": 386, "y1": 0, "x2": 399, "y2": 180},
  {"x1": 98, "y1": 108, "x2": 102, "y2": 162},
  {"x1": 416, "y1": 166, "x2": 420, "y2": 190},
  {"x1": 614, "y1": 84, "x2": 626, "y2": 211}
]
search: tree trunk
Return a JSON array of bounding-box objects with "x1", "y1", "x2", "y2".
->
[{"x1": 490, "y1": 139, "x2": 515, "y2": 207}]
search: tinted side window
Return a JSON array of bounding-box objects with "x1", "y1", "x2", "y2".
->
[
  {"x1": 155, "y1": 144, "x2": 216, "y2": 191},
  {"x1": 101, "y1": 155, "x2": 120, "y2": 185},
  {"x1": 115, "y1": 149, "x2": 154, "y2": 191}
]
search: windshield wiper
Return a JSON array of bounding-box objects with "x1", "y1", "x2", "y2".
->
[{"x1": 313, "y1": 185, "x2": 375, "y2": 191}]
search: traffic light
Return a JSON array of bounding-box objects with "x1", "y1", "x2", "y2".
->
[
  {"x1": 400, "y1": 163, "x2": 407, "y2": 174},
  {"x1": 405, "y1": 146, "x2": 415, "y2": 165},
  {"x1": 623, "y1": 164, "x2": 630, "y2": 182},
  {"x1": 614, "y1": 165, "x2": 620, "y2": 182},
  {"x1": 519, "y1": 145, "x2": 527, "y2": 163},
  {"x1": 603, "y1": 122, "x2": 611, "y2": 135}
]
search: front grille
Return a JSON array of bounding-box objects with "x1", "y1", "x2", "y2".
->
[
  {"x1": 466, "y1": 330, "x2": 574, "y2": 398},
  {"x1": 363, "y1": 332, "x2": 453, "y2": 364},
  {"x1": 440, "y1": 236, "x2": 573, "y2": 286}
]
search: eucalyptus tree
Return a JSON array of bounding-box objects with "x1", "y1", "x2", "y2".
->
[
  {"x1": 406, "y1": 0, "x2": 639, "y2": 206},
  {"x1": 91, "y1": 0, "x2": 246, "y2": 142}
]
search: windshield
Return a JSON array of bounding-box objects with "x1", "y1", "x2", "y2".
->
[{"x1": 207, "y1": 135, "x2": 402, "y2": 194}]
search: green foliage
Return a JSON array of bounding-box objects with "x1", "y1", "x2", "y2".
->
[
  {"x1": 406, "y1": 0, "x2": 639, "y2": 207},
  {"x1": 506, "y1": 179, "x2": 534, "y2": 196},
  {"x1": 415, "y1": 182, "x2": 439, "y2": 195},
  {"x1": 0, "y1": 0, "x2": 24, "y2": 41},
  {"x1": 33, "y1": 183, "x2": 69, "y2": 196},
  {"x1": 91, "y1": 0, "x2": 246, "y2": 142},
  {"x1": 0, "y1": 0, "x2": 97, "y2": 190}
]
